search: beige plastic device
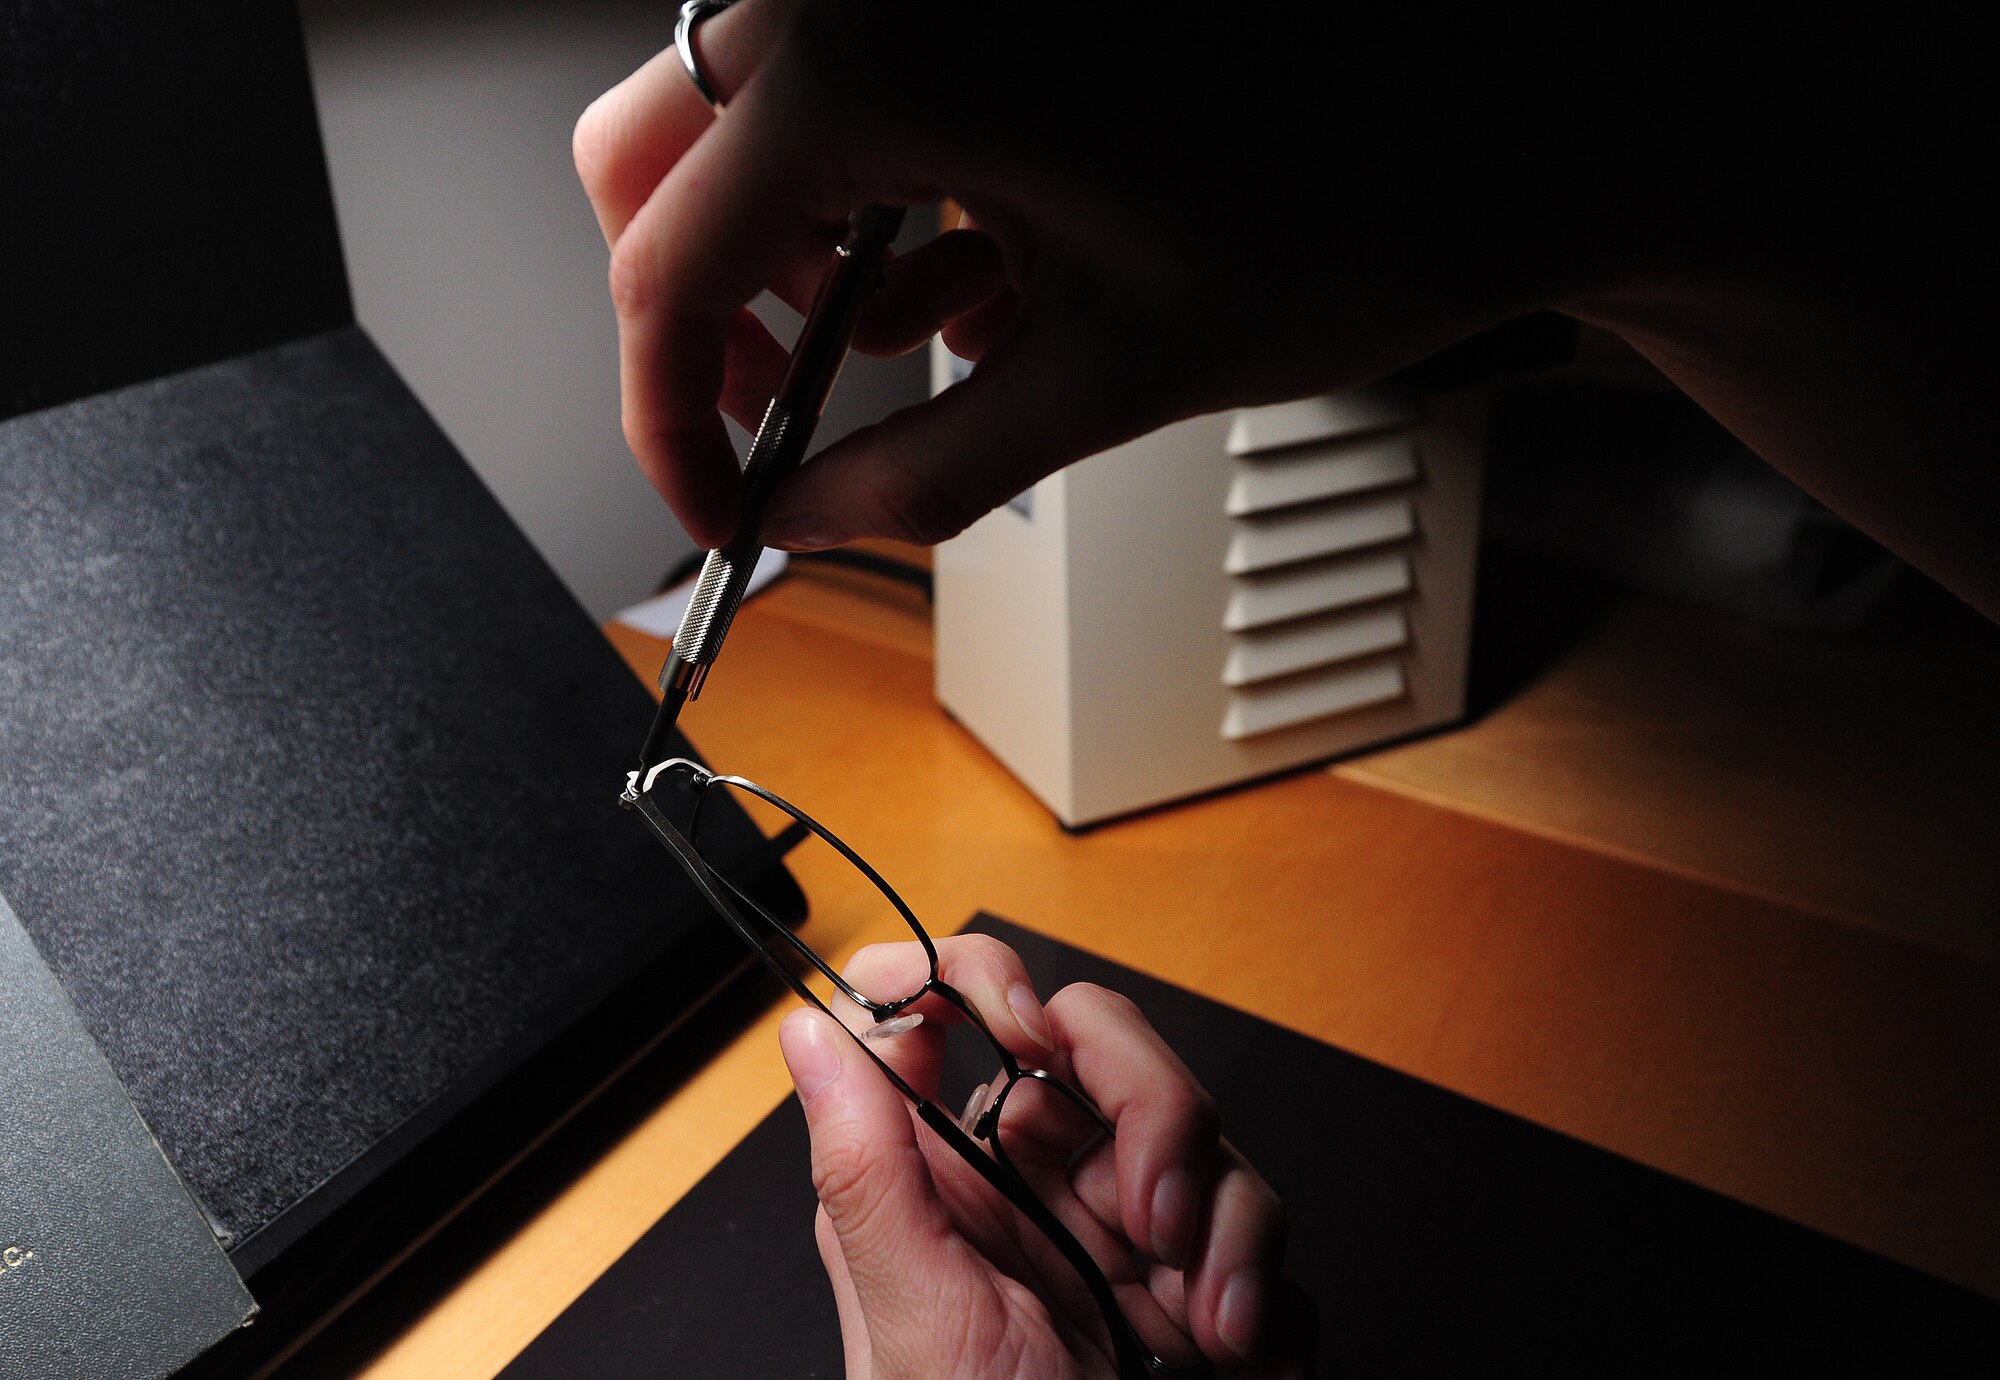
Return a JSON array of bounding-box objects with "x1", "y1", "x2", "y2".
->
[{"x1": 933, "y1": 352, "x2": 1486, "y2": 828}]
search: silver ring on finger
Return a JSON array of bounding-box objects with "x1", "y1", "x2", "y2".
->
[{"x1": 675, "y1": 0, "x2": 739, "y2": 112}]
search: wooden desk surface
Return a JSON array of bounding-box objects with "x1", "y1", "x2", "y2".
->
[{"x1": 325, "y1": 559, "x2": 2000, "y2": 1378}]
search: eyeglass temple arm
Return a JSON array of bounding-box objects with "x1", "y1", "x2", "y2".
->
[
  {"x1": 679, "y1": 768, "x2": 938, "y2": 1016},
  {"x1": 632, "y1": 787, "x2": 881, "y2": 1005},
  {"x1": 630, "y1": 790, "x2": 844, "y2": 1002},
  {"x1": 701, "y1": 770, "x2": 942, "y2": 985}
]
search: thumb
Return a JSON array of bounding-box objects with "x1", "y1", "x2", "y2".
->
[
  {"x1": 760, "y1": 318, "x2": 1156, "y2": 550},
  {"x1": 779, "y1": 1008, "x2": 966, "y2": 1330}
]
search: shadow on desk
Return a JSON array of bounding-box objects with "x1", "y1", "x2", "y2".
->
[{"x1": 1357, "y1": 547, "x2": 2000, "y2": 968}]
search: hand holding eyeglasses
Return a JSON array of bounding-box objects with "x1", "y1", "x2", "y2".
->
[{"x1": 779, "y1": 935, "x2": 1314, "y2": 1379}]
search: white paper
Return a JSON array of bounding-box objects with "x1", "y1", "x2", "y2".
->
[{"x1": 612, "y1": 549, "x2": 789, "y2": 640}]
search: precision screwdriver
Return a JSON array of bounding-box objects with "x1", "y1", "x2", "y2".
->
[{"x1": 634, "y1": 202, "x2": 906, "y2": 776}]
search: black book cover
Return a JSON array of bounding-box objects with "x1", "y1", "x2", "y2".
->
[{"x1": 1, "y1": 894, "x2": 255, "y2": 1377}]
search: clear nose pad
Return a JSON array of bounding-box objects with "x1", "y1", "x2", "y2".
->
[
  {"x1": 957, "y1": 1081, "x2": 994, "y2": 1135},
  {"x1": 861, "y1": 1011, "x2": 924, "y2": 1043}
]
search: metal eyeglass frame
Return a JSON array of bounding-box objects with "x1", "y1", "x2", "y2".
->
[{"x1": 620, "y1": 757, "x2": 1207, "y2": 1380}]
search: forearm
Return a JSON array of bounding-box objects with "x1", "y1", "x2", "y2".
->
[
  {"x1": 1585, "y1": 279, "x2": 1998, "y2": 621},
  {"x1": 1556, "y1": 74, "x2": 1999, "y2": 624}
]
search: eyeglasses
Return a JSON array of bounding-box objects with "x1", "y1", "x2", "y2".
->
[{"x1": 621, "y1": 757, "x2": 1206, "y2": 1379}]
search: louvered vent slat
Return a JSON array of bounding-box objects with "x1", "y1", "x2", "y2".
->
[
  {"x1": 1223, "y1": 606, "x2": 1408, "y2": 688},
  {"x1": 1220, "y1": 661, "x2": 1406, "y2": 741},
  {"x1": 1225, "y1": 392, "x2": 1418, "y2": 456},
  {"x1": 1225, "y1": 492, "x2": 1414, "y2": 575},
  {"x1": 1225, "y1": 434, "x2": 1419, "y2": 517},
  {"x1": 1224, "y1": 550, "x2": 1410, "y2": 632}
]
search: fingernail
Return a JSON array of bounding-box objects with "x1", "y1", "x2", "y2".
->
[
  {"x1": 1006, "y1": 983, "x2": 1055, "y2": 1052},
  {"x1": 779, "y1": 1010, "x2": 842, "y2": 1105},
  {"x1": 1217, "y1": 1268, "x2": 1267, "y2": 1363},
  {"x1": 1149, "y1": 1168, "x2": 1197, "y2": 1266},
  {"x1": 763, "y1": 511, "x2": 840, "y2": 551}
]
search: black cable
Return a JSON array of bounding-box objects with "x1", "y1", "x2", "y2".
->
[{"x1": 791, "y1": 547, "x2": 933, "y2": 599}]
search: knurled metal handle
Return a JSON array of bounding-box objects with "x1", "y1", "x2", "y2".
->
[{"x1": 665, "y1": 400, "x2": 794, "y2": 676}]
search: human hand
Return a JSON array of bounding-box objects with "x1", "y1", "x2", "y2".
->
[
  {"x1": 574, "y1": 2, "x2": 1579, "y2": 552},
  {"x1": 776, "y1": 934, "x2": 1313, "y2": 1379}
]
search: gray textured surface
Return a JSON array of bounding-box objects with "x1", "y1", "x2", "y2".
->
[
  {"x1": 0, "y1": 326, "x2": 748, "y2": 1257},
  {"x1": 0, "y1": 892, "x2": 254, "y2": 1378}
]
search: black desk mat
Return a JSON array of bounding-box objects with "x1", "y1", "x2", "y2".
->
[{"x1": 503, "y1": 915, "x2": 1998, "y2": 1376}]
